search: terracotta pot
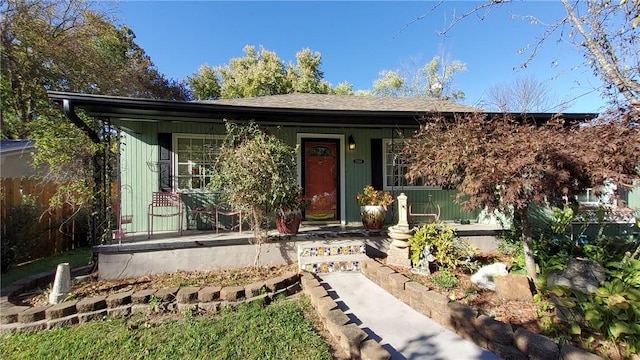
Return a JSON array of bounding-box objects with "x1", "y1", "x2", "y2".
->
[
  {"x1": 360, "y1": 205, "x2": 386, "y2": 232},
  {"x1": 276, "y1": 209, "x2": 302, "y2": 234}
]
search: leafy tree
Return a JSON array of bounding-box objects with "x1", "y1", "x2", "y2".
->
[
  {"x1": 189, "y1": 64, "x2": 222, "y2": 101},
  {"x1": 331, "y1": 81, "x2": 355, "y2": 95},
  {"x1": 371, "y1": 70, "x2": 406, "y2": 97},
  {"x1": 188, "y1": 45, "x2": 346, "y2": 100},
  {"x1": 217, "y1": 45, "x2": 290, "y2": 99},
  {"x1": 1, "y1": 0, "x2": 190, "y2": 139},
  {"x1": 1, "y1": 0, "x2": 190, "y2": 247},
  {"x1": 402, "y1": 108, "x2": 640, "y2": 280},
  {"x1": 420, "y1": 55, "x2": 466, "y2": 100},
  {"x1": 370, "y1": 55, "x2": 466, "y2": 100},
  {"x1": 286, "y1": 48, "x2": 332, "y2": 94},
  {"x1": 417, "y1": 0, "x2": 640, "y2": 107}
]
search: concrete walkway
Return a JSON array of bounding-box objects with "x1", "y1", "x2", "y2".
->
[{"x1": 319, "y1": 272, "x2": 502, "y2": 360}]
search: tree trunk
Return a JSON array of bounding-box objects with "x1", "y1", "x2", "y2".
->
[{"x1": 517, "y1": 206, "x2": 537, "y2": 281}]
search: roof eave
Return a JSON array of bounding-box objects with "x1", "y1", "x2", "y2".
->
[{"x1": 47, "y1": 91, "x2": 597, "y2": 125}]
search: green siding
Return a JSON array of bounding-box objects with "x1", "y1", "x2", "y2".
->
[
  {"x1": 629, "y1": 186, "x2": 640, "y2": 216},
  {"x1": 118, "y1": 122, "x2": 158, "y2": 234},
  {"x1": 116, "y1": 121, "x2": 482, "y2": 234}
]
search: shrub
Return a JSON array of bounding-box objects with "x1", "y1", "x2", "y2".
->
[
  {"x1": 1, "y1": 195, "x2": 43, "y2": 272},
  {"x1": 431, "y1": 268, "x2": 459, "y2": 290},
  {"x1": 210, "y1": 122, "x2": 299, "y2": 243},
  {"x1": 408, "y1": 222, "x2": 477, "y2": 271},
  {"x1": 549, "y1": 251, "x2": 640, "y2": 356}
]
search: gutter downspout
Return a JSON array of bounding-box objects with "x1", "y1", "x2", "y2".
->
[
  {"x1": 62, "y1": 99, "x2": 104, "y2": 269},
  {"x1": 63, "y1": 100, "x2": 101, "y2": 144}
]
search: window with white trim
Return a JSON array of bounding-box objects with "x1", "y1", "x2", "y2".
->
[
  {"x1": 575, "y1": 180, "x2": 625, "y2": 207},
  {"x1": 174, "y1": 134, "x2": 223, "y2": 191},
  {"x1": 383, "y1": 139, "x2": 440, "y2": 190}
]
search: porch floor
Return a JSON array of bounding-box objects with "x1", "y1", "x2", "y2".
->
[{"x1": 98, "y1": 221, "x2": 507, "y2": 253}]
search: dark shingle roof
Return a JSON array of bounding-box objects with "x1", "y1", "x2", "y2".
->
[{"x1": 205, "y1": 93, "x2": 482, "y2": 113}]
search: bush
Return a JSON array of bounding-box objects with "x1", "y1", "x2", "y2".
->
[
  {"x1": 408, "y1": 222, "x2": 477, "y2": 272},
  {"x1": 431, "y1": 268, "x2": 459, "y2": 290},
  {"x1": 1, "y1": 195, "x2": 43, "y2": 272},
  {"x1": 210, "y1": 122, "x2": 299, "y2": 243},
  {"x1": 549, "y1": 252, "x2": 640, "y2": 356}
]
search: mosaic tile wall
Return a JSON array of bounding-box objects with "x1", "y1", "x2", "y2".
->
[{"x1": 298, "y1": 240, "x2": 366, "y2": 274}]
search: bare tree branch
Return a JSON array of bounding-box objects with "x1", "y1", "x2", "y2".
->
[
  {"x1": 409, "y1": 0, "x2": 640, "y2": 107},
  {"x1": 561, "y1": 0, "x2": 640, "y2": 105}
]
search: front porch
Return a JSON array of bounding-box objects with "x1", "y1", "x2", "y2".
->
[{"x1": 94, "y1": 222, "x2": 507, "y2": 279}]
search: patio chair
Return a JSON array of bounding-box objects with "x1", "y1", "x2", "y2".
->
[
  {"x1": 215, "y1": 203, "x2": 244, "y2": 234},
  {"x1": 148, "y1": 192, "x2": 184, "y2": 239}
]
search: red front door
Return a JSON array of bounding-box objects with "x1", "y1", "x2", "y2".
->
[{"x1": 303, "y1": 140, "x2": 339, "y2": 221}]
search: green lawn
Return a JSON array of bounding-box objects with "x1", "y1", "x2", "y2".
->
[
  {"x1": 0, "y1": 247, "x2": 93, "y2": 288},
  {"x1": 0, "y1": 298, "x2": 333, "y2": 360}
]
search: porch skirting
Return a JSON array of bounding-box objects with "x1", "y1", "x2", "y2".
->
[
  {"x1": 93, "y1": 223, "x2": 503, "y2": 279},
  {"x1": 95, "y1": 235, "x2": 392, "y2": 280}
]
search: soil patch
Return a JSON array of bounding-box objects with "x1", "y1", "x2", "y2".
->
[
  {"x1": 384, "y1": 261, "x2": 546, "y2": 333},
  {"x1": 17, "y1": 263, "x2": 299, "y2": 307}
]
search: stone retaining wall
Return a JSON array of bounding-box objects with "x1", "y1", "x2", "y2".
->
[
  {"x1": 359, "y1": 258, "x2": 603, "y2": 360},
  {"x1": 3, "y1": 258, "x2": 605, "y2": 359},
  {"x1": 0, "y1": 269, "x2": 391, "y2": 360},
  {"x1": 0, "y1": 272, "x2": 301, "y2": 333},
  {"x1": 301, "y1": 271, "x2": 391, "y2": 360}
]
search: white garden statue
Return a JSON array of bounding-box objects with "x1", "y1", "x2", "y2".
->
[{"x1": 470, "y1": 262, "x2": 508, "y2": 291}]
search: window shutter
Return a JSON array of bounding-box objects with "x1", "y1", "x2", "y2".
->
[
  {"x1": 158, "y1": 133, "x2": 172, "y2": 192},
  {"x1": 371, "y1": 138, "x2": 383, "y2": 190}
]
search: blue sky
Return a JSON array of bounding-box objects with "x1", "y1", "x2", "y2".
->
[{"x1": 111, "y1": 1, "x2": 606, "y2": 113}]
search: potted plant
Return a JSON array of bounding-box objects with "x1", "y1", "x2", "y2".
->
[
  {"x1": 275, "y1": 187, "x2": 309, "y2": 234},
  {"x1": 356, "y1": 184, "x2": 394, "y2": 233}
]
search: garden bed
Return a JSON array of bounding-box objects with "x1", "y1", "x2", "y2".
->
[
  {"x1": 15, "y1": 264, "x2": 299, "y2": 307},
  {"x1": 384, "y1": 256, "x2": 546, "y2": 334}
]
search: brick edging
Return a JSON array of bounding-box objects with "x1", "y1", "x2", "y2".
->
[
  {"x1": 359, "y1": 258, "x2": 604, "y2": 360},
  {"x1": 0, "y1": 272, "x2": 301, "y2": 333},
  {"x1": 301, "y1": 271, "x2": 391, "y2": 360}
]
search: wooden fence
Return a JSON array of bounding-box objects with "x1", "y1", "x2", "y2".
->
[{"x1": 0, "y1": 178, "x2": 88, "y2": 261}]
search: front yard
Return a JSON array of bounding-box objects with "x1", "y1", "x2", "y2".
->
[{"x1": 0, "y1": 297, "x2": 335, "y2": 360}]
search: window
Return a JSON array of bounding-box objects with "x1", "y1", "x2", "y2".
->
[
  {"x1": 383, "y1": 139, "x2": 440, "y2": 190},
  {"x1": 576, "y1": 180, "x2": 626, "y2": 207},
  {"x1": 174, "y1": 134, "x2": 223, "y2": 191}
]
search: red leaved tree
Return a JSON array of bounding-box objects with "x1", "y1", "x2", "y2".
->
[{"x1": 403, "y1": 107, "x2": 640, "y2": 280}]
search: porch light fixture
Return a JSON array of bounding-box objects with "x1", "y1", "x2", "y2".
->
[{"x1": 348, "y1": 135, "x2": 356, "y2": 150}]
